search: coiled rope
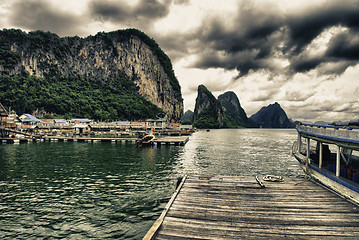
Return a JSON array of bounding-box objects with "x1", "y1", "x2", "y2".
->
[{"x1": 263, "y1": 175, "x2": 284, "y2": 182}]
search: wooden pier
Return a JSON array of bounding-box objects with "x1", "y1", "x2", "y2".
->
[
  {"x1": 144, "y1": 175, "x2": 359, "y2": 239},
  {"x1": 0, "y1": 135, "x2": 190, "y2": 146}
]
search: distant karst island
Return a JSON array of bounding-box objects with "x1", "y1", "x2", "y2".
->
[{"x1": 185, "y1": 85, "x2": 295, "y2": 129}]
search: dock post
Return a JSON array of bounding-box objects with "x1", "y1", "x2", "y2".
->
[
  {"x1": 297, "y1": 133, "x2": 301, "y2": 153},
  {"x1": 319, "y1": 142, "x2": 323, "y2": 168},
  {"x1": 336, "y1": 145, "x2": 340, "y2": 177},
  {"x1": 306, "y1": 138, "x2": 310, "y2": 163}
]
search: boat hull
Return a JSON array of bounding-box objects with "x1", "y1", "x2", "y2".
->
[{"x1": 293, "y1": 150, "x2": 359, "y2": 205}]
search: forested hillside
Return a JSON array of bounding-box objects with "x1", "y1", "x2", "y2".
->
[
  {"x1": 0, "y1": 73, "x2": 163, "y2": 120},
  {"x1": 0, "y1": 28, "x2": 182, "y2": 121}
]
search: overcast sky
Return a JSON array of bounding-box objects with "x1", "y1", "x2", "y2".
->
[{"x1": 1, "y1": 0, "x2": 359, "y2": 122}]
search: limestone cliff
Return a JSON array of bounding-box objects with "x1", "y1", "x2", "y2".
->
[
  {"x1": 0, "y1": 29, "x2": 183, "y2": 122},
  {"x1": 193, "y1": 85, "x2": 224, "y2": 128},
  {"x1": 218, "y1": 91, "x2": 249, "y2": 128},
  {"x1": 181, "y1": 110, "x2": 194, "y2": 123},
  {"x1": 249, "y1": 102, "x2": 294, "y2": 128}
]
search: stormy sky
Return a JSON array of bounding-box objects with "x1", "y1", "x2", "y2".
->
[{"x1": 1, "y1": 0, "x2": 359, "y2": 122}]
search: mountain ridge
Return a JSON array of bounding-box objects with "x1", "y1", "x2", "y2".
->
[
  {"x1": 249, "y1": 102, "x2": 294, "y2": 128},
  {"x1": 193, "y1": 85, "x2": 224, "y2": 128},
  {"x1": 191, "y1": 85, "x2": 294, "y2": 129},
  {"x1": 218, "y1": 91, "x2": 249, "y2": 128}
]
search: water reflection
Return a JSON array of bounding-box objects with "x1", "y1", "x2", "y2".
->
[{"x1": 176, "y1": 129, "x2": 303, "y2": 177}]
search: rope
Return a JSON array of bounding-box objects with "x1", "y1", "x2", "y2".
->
[{"x1": 262, "y1": 175, "x2": 284, "y2": 182}]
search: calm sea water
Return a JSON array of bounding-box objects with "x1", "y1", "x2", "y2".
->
[{"x1": 0, "y1": 129, "x2": 303, "y2": 239}]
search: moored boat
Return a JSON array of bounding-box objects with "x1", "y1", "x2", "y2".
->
[
  {"x1": 136, "y1": 134, "x2": 156, "y2": 147},
  {"x1": 292, "y1": 123, "x2": 359, "y2": 204}
]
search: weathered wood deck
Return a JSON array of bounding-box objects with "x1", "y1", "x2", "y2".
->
[{"x1": 144, "y1": 175, "x2": 359, "y2": 239}]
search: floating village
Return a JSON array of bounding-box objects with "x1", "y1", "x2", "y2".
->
[{"x1": 0, "y1": 103, "x2": 193, "y2": 146}]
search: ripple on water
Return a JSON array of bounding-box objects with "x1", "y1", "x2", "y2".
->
[{"x1": 0, "y1": 129, "x2": 302, "y2": 239}]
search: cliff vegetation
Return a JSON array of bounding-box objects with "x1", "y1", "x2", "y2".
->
[
  {"x1": 0, "y1": 73, "x2": 163, "y2": 120},
  {"x1": 0, "y1": 28, "x2": 182, "y2": 121}
]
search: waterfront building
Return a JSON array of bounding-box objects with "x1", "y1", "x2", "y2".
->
[
  {"x1": 73, "y1": 124, "x2": 91, "y2": 135},
  {"x1": 0, "y1": 103, "x2": 8, "y2": 126},
  {"x1": 146, "y1": 118, "x2": 167, "y2": 131}
]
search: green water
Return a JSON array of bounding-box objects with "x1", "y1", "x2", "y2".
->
[{"x1": 0, "y1": 129, "x2": 303, "y2": 239}]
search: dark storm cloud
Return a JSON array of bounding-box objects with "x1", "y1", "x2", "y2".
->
[
  {"x1": 89, "y1": 0, "x2": 171, "y2": 27},
  {"x1": 188, "y1": 0, "x2": 359, "y2": 78},
  {"x1": 291, "y1": 56, "x2": 323, "y2": 72},
  {"x1": 325, "y1": 30, "x2": 359, "y2": 60},
  {"x1": 190, "y1": 6, "x2": 282, "y2": 76},
  {"x1": 287, "y1": 0, "x2": 359, "y2": 53},
  {"x1": 9, "y1": 0, "x2": 84, "y2": 36},
  {"x1": 155, "y1": 34, "x2": 193, "y2": 61}
]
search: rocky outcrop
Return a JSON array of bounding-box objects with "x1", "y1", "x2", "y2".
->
[
  {"x1": 0, "y1": 29, "x2": 183, "y2": 122},
  {"x1": 193, "y1": 85, "x2": 224, "y2": 128},
  {"x1": 249, "y1": 102, "x2": 294, "y2": 128},
  {"x1": 218, "y1": 91, "x2": 249, "y2": 128},
  {"x1": 181, "y1": 110, "x2": 194, "y2": 123}
]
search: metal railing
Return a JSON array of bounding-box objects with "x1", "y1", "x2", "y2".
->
[{"x1": 297, "y1": 124, "x2": 359, "y2": 143}]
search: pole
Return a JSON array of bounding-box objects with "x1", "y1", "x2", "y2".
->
[
  {"x1": 307, "y1": 138, "x2": 310, "y2": 163},
  {"x1": 336, "y1": 145, "x2": 340, "y2": 177},
  {"x1": 319, "y1": 142, "x2": 323, "y2": 168},
  {"x1": 298, "y1": 133, "x2": 301, "y2": 153}
]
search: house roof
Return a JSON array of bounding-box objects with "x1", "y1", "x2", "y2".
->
[
  {"x1": 54, "y1": 119, "x2": 67, "y2": 123},
  {"x1": 19, "y1": 114, "x2": 41, "y2": 122},
  {"x1": 131, "y1": 122, "x2": 144, "y2": 125},
  {"x1": 0, "y1": 103, "x2": 8, "y2": 117},
  {"x1": 146, "y1": 118, "x2": 167, "y2": 122},
  {"x1": 70, "y1": 118, "x2": 92, "y2": 123},
  {"x1": 116, "y1": 121, "x2": 131, "y2": 125},
  {"x1": 73, "y1": 124, "x2": 89, "y2": 128},
  {"x1": 42, "y1": 119, "x2": 55, "y2": 123}
]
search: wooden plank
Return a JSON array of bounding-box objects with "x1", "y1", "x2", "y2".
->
[
  {"x1": 162, "y1": 216, "x2": 359, "y2": 233},
  {"x1": 145, "y1": 175, "x2": 359, "y2": 240},
  {"x1": 166, "y1": 207, "x2": 359, "y2": 224},
  {"x1": 143, "y1": 176, "x2": 187, "y2": 240},
  {"x1": 160, "y1": 219, "x2": 359, "y2": 237},
  {"x1": 171, "y1": 200, "x2": 358, "y2": 213},
  {"x1": 157, "y1": 222, "x2": 359, "y2": 239}
]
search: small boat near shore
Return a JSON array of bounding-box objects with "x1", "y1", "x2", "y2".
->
[
  {"x1": 136, "y1": 134, "x2": 156, "y2": 147},
  {"x1": 292, "y1": 123, "x2": 359, "y2": 204}
]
